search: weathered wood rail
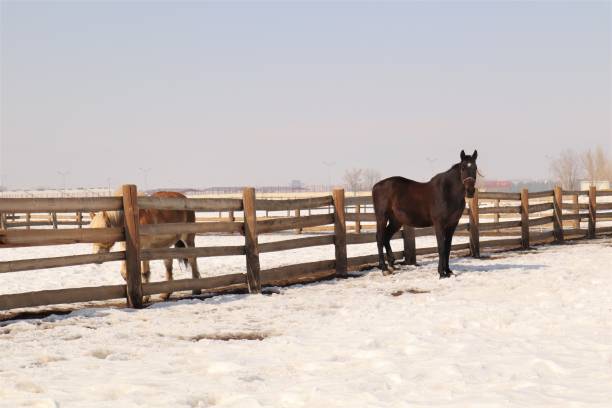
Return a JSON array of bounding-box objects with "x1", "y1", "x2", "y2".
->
[{"x1": 0, "y1": 185, "x2": 611, "y2": 312}]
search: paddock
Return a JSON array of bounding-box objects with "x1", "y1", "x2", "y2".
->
[{"x1": 0, "y1": 186, "x2": 611, "y2": 313}]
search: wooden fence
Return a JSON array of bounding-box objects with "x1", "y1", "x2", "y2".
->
[{"x1": 0, "y1": 185, "x2": 611, "y2": 312}]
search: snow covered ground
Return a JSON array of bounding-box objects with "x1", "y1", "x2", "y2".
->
[{"x1": 1, "y1": 238, "x2": 611, "y2": 407}]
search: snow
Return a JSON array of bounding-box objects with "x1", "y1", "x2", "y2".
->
[{"x1": 1, "y1": 237, "x2": 611, "y2": 407}]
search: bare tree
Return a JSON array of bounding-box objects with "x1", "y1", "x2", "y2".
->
[
  {"x1": 362, "y1": 168, "x2": 382, "y2": 190},
  {"x1": 593, "y1": 145, "x2": 610, "y2": 181},
  {"x1": 550, "y1": 149, "x2": 581, "y2": 190},
  {"x1": 343, "y1": 168, "x2": 363, "y2": 194},
  {"x1": 581, "y1": 145, "x2": 610, "y2": 185},
  {"x1": 581, "y1": 149, "x2": 597, "y2": 184}
]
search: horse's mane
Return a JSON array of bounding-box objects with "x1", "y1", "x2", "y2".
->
[{"x1": 103, "y1": 186, "x2": 146, "y2": 227}]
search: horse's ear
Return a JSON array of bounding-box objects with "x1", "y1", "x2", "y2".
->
[
  {"x1": 460, "y1": 150, "x2": 466, "y2": 161},
  {"x1": 472, "y1": 150, "x2": 478, "y2": 160}
]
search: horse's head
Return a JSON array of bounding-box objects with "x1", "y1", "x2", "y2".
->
[
  {"x1": 460, "y1": 149, "x2": 478, "y2": 198},
  {"x1": 90, "y1": 211, "x2": 114, "y2": 256}
]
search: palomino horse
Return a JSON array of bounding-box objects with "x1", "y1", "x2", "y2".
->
[
  {"x1": 90, "y1": 191, "x2": 201, "y2": 300},
  {"x1": 373, "y1": 150, "x2": 478, "y2": 278}
]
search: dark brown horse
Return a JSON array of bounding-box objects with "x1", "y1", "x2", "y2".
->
[{"x1": 372, "y1": 150, "x2": 478, "y2": 278}]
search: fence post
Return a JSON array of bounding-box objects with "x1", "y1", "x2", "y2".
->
[
  {"x1": 122, "y1": 184, "x2": 143, "y2": 309},
  {"x1": 295, "y1": 208, "x2": 302, "y2": 234},
  {"x1": 332, "y1": 188, "x2": 347, "y2": 277},
  {"x1": 77, "y1": 211, "x2": 83, "y2": 229},
  {"x1": 228, "y1": 210, "x2": 235, "y2": 222},
  {"x1": 0, "y1": 212, "x2": 5, "y2": 229},
  {"x1": 355, "y1": 204, "x2": 361, "y2": 233},
  {"x1": 588, "y1": 185, "x2": 596, "y2": 239},
  {"x1": 25, "y1": 212, "x2": 31, "y2": 230},
  {"x1": 243, "y1": 187, "x2": 261, "y2": 293},
  {"x1": 553, "y1": 186, "x2": 564, "y2": 242},
  {"x1": 520, "y1": 188, "x2": 530, "y2": 249},
  {"x1": 51, "y1": 212, "x2": 58, "y2": 229},
  {"x1": 402, "y1": 225, "x2": 416, "y2": 265},
  {"x1": 468, "y1": 189, "x2": 480, "y2": 258}
]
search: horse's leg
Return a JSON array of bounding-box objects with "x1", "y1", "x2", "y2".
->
[
  {"x1": 141, "y1": 260, "x2": 151, "y2": 302},
  {"x1": 186, "y1": 234, "x2": 202, "y2": 296},
  {"x1": 383, "y1": 219, "x2": 401, "y2": 271},
  {"x1": 434, "y1": 224, "x2": 448, "y2": 279},
  {"x1": 160, "y1": 258, "x2": 173, "y2": 301},
  {"x1": 443, "y1": 225, "x2": 457, "y2": 277},
  {"x1": 376, "y1": 216, "x2": 389, "y2": 274}
]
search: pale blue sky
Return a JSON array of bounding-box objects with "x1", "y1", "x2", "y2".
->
[{"x1": 1, "y1": 1, "x2": 610, "y2": 189}]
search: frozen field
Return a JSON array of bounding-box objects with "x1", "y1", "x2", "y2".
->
[{"x1": 1, "y1": 237, "x2": 611, "y2": 407}]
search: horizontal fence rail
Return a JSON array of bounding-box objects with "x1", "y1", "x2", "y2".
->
[{"x1": 0, "y1": 185, "x2": 611, "y2": 313}]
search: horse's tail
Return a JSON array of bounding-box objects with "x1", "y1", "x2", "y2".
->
[{"x1": 174, "y1": 240, "x2": 190, "y2": 268}]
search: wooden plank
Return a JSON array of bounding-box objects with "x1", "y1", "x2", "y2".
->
[
  {"x1": 243, "y1": 187, "x2": 261, "y2": 293},
  {"x1": 402, "y1": 226, "x2": 416, "y2": 265},
  {"x1": 0, "y1": 284, "x2": 126, "y2": 311},
  {"x1": 0, "y1": 227, "x2": 124, "y2": 247},
  {"x1": 122, "y1": 184, "x2": 143, "y2": 309},
  {"x1": 0, "y1": 251, "x2": 125, "y2": 274},
  {"x1": 528, "y1": 190, "x2": 554, "y2": 199},
  {"x1": 259, "y1": 235, "x2": 334, "y2": 253},
  {"x1": 478, "y1": 205, "x2": 521, "y2": 215},
  {"x1": 595, "y1": 190, "x2": 612, "y2": 197},
  {"x1": 528, "y1": 215, "x2": 554, "y2": 227},
  {"x1": 468, "y1": 190, "x2": 480, "y2": 257},
  {"x1": 345, "y1": 213, "x2": 377, "y2": 222},
  {"x1": 0, "y1": 197, "x2": 123, "y2": 213},
  {"x1": 529, "y1": 230, "x2": 555, "y2": 242},
  {"x1": 478, "y1": 192, "x2": 521, "y2": 200},
  {"x1": 139, "y1": 221, "x2": 243, "y2": 236},
  {"x1": 597, "y1": 203, "x2": 612, "y2": 210},
  {"x1": 562, "y1": 190, "x2": 589, "y2": 196},
  {"x1": 480, "y1": 238, "x2": 522, "y2": 249},
  {"x1": 255, "y1": 196, "x2": 333, "y2": 211},
  {"x1": 333, "y1": 189, "x2": 348, "y2": 277},
  {"x1": 346, "y1": 230, "x2": 402, "y2": 244},
  {"x1": 142, "y1": 273, "x2": 247, "y2": 296},
  {"x1": 553, "y1": 186, "x2": 564, "y2": 242},
  {"x1": 257, "y1": 214, "x2": 334, "y2": 234},
  {"x1": 415, "y1": 226, "x2": 435, "y2": 237},
  {"x1": 260, "y1": 259, "x2": 336, "y2": 286},
  {"x1": 141, "y1": 245, "x2": 245, "y2": 261},
  {"x1": 561, "y1": 214, "x2": 584, "y2": 221},
  {"x1": 596, "y1": 226, "x2": 612, "y2": 234},
  {"x1": 528, "y1": 203, "x2": 554, "y2": 213},
  {"x1": 138, "y1": 196, "x2": 243, "y2": 211},
  {"x1": 478, "y1": 220, "x2": 522, "y2": 232},
  {"x1": 588, "y1": 186, "x2": 596, "y2": 239},
  {"x1": 520, "y1": 189, "x2": 529, "y2": 249},
  {"x1": 596, "y1": 212, "x2": 612, "y2": 220},
  {"x1": 344, "y1": 196, "x2": 373, "y2": 206},
  {"x1": 562, "y1": 229, "x2": 588, "y2": 238}
]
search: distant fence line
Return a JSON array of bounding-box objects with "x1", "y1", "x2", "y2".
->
[{"x1": 0, "y1": 186, "x2": 611, "y2": 312}]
